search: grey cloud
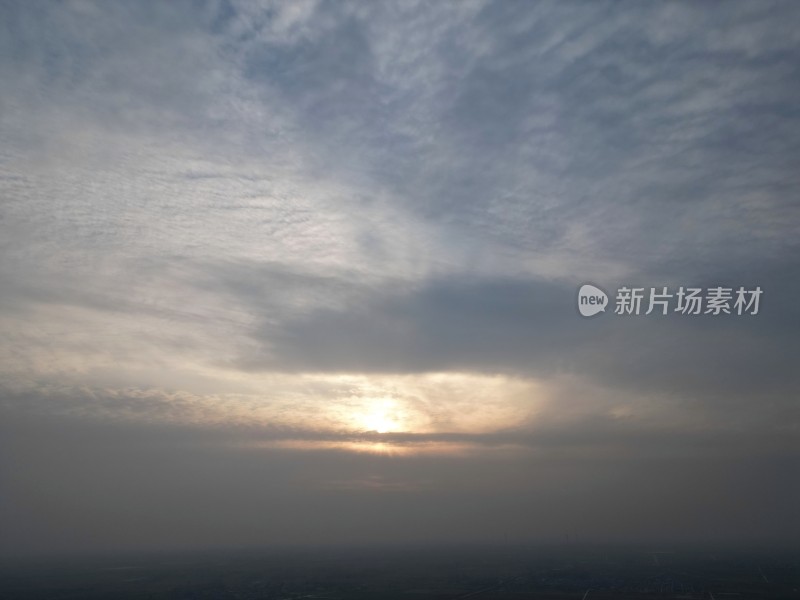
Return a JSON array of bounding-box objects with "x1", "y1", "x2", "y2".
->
[
  {"x1": 235, "y1": 264, "x2": 799, "y2": 404},
  {"x1": 241, "y1": 1, "x2": 800, "y2": 269}
]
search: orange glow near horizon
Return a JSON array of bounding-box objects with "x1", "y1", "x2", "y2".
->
[{"x1": 244, "y1": 437, "x2": 481, "y2": 456}]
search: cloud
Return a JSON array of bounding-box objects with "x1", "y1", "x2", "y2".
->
[
  {"x1": 235, "y1": 266, "x2": 799, "y2": 407},
  {"x1": 1, "y1": 0, "x2": 799, "y2": 553}
]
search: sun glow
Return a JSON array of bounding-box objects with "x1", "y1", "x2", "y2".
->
[{"x1": 362, "y1": 398, "x2": 399, "y2": 434}]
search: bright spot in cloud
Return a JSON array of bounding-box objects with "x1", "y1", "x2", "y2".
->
[{"x1": 361, "y1": 398, "x2": 399, "y2": 433}]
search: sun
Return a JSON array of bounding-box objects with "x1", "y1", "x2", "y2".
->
[
  {"x1": 362, "y1": 399, "x2": 398, "y2": 434},
  {"x1": 364, "y1": 413, "x2": 392, "y2": 434}
]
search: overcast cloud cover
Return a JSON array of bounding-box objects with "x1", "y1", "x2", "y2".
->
[{"x1": 1, "y1": 0, "x2": 799, "y2": 556}]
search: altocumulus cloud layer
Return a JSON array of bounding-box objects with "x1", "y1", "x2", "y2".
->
[{"x1": 0, "y1": 1, "x2": 798, "y2": 555}]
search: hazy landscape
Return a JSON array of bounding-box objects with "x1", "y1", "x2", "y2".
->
[{"x1": 2, "y1": 546, "x2": 799, "y2": 599}]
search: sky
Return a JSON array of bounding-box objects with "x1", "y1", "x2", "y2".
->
[{"x1": 1, "y1": 0, "x2": 799, "y2": 557}]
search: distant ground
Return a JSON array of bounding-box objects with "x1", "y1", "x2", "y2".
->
[{"x1": 1, "y1": 546, "x2": 798, "y2": 599}]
